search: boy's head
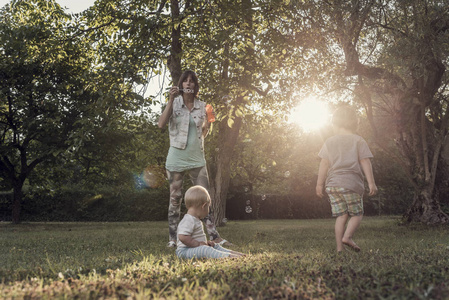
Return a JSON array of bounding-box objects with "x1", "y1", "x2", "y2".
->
[
  {"x1": 185, "y1": 186, "x2": 211, "y2": 209},
  {"x1": 332, "y1": 106, "x2": 358, "y2": 132}
]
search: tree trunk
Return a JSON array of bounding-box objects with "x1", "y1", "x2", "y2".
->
[
  {"x1": 209, "y1": 99, "x2": 243, "y2": 227},
  {"x1": 405, "y1": 189, "x2": 449, "y2": 224},
  {"x1": 11, "y1": 182, "x2": 23, "y2": 224},
  {"x1": 168, "y1": 0, "x2": 182, "y2": 84}
]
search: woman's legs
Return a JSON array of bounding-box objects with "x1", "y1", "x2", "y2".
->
[{"x1": 167, "y1": 170, "x2": 184, "y2": 242}]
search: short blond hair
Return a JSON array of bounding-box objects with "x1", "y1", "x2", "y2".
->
[{"x1": 185, "y1": 186, "x2": 211, "y2": 209}]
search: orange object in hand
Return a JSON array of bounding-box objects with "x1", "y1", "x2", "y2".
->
[{"x1": 206, "y1": 104, "x2": 215, "y2": 123}]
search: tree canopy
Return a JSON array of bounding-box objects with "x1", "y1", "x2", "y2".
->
[{"x1": 1, "y1": 0, "x2": 448, "y2": 224}]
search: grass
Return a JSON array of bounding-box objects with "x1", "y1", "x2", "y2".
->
[{"x1": 1, "y1": 217, "x2": 448, "y2": 299}]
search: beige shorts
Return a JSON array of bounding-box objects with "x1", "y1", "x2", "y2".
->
[{"x1": 325, "y1": 187, "x2": 363, "y2": 217}]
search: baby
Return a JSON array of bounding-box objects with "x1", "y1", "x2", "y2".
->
[{"x1": 176, "y1": 186, "x2": 245, "y2": 259}]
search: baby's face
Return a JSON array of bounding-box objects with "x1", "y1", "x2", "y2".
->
[{"x1": 200, "y1": 201, "x2": 211, "y2": 218}]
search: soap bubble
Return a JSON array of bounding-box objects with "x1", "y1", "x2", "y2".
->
[
  {"x1": 246, "y1": 200, "x2": 251, "y2": 205},
  {"x1": 261, "y1": 194, "x2": 267, "y2": 201},
  {"x1": 222, "y1": 218, "x2": 228, "y2": 224},
  {"x1": 284, "y1": 171, "x2": 290, "y2": 178},
  {"x1": 244, "y1": 187, "x2": 249, "y2": 193},
  {"x1": 245, "y1": 206, "x2": 253, "y2": 214},
  {"x1": 215, "y1": 148, "x2": 219, "y2": 152}
]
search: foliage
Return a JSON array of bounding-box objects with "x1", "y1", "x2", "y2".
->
[
  {"x1": 0, "y1": 0, "x2": 107, "y2": 221},
  {"x1": 0, "y1": 0, "x2": 169, "y2": 223},
  {"x1": 1, "y1": 0, "x2": 446, "y2": 225},
  {"x1": 1, "y1": 218, "x2": 449, "y2": 299},
  {"x1": 314, "y1": 0, "x2": 449, "y2": 223}
]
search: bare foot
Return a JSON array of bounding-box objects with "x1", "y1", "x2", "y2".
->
[
  {"x1": 230, "y1": 250, "x2": 246, "y2": 257},
  {"x1": 228, "y1": 253, "x2": 244, "y2": 258},
  {"x1": 342, "y1": 239, "x2": 361, "y2": 252}
]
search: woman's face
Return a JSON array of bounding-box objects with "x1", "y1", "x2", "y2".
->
[{"x1": 182, "y1": 75, "x2": 195, "y2": 90}]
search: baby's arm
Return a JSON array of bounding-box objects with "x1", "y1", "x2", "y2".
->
[
  {"x1": 360, "y1": 157, "x2": 378, "y2": 196},
  {"x1": 178, "y1": 234, "x2": 208, "y2": 248},
  {"x1": 316, "y1": 158, "x2": 329, "y2": 198}
]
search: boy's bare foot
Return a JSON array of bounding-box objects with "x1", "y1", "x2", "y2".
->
[{"x1": 342, "y1": 239, "x2": 361, "y2": 252}]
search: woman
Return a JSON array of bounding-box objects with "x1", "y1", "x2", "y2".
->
[{"x1": 158, "y1": 70, "x2": 227, "y2": 248}]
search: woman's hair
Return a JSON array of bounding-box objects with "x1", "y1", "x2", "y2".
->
[
  {"x1": 185, "y1": 186, "x2": 211, "y2": 208},
  {"x1": 332, "y1": 106, "x2": 358, "y2": 132},
  {"x1": 177, "y1": 70, "x2": 199, "y2": 97}
]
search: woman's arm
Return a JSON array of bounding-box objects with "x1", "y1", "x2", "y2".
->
[
  {"x1": 202, "y1": 119, "x2": 211, "y2": 137},
  {"x1": 157, "y1": 87, "x2": 178, "y2": 128},
  {"x1": 202, "y1": 104, "x2": 214, "y2": 137}
]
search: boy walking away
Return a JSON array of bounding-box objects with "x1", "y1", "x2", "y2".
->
[
  {"x1": 176, "y1": 186, "x2": 245, "y2": 259},
  {"x1": 316, "y1": 106, "x2": 378, "y2": 252}
]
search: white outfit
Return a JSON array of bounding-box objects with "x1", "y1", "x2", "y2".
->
[
  {"x1": 176, "y1": 214, "x2": 207, "y2": 248},
  {"x1": 176, "y1": 213, "x2": 231, "y2": 259}
]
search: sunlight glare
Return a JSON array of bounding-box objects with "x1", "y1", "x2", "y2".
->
[{"x1": 290, "y1": 98, "x2": 330, "y2": 132}]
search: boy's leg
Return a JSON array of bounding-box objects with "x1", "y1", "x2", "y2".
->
[
  {"x1": 177, "y1": 245, "x2": 230, "y2": 259},
  {"x1": 167, "y1": 170, "x2": 184, "y2": 243},
  {"x1": 335, "y1": 214, "x2": 349, "y2": 252},
  {"x1": 342, "y1": 192, "x2": 364, "y2": 251},
  {"x1": 188, "y1": 167, "x2": 221, "y2": 241},
  {"x1": 326, "y1": 187, "x2": 350, "y2": 252},
  {"x1": 342, "y1": 215, "x2": 363, "y2": 248}
]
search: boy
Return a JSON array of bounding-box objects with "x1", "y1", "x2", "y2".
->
[
  {"x1": 316, "y1": 106, "x2": 378, "y2": 252},
  {"x1": 176, "y1": 186, "x2": 245, "y2": 259}
]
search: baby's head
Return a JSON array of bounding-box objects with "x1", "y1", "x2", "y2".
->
[
  {"x1": 332, "y1": 106, "x2": 358, "y2": 133},
  {"x1": 185, "y1": 185, "x2": 211, "y2": 209}
]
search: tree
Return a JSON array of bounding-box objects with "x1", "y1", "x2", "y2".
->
[
  {"x1": 320, "y1": 0, "x2": 449, "y2": 224},
  {"x1": 0, "y1": 0, "x2": 98, "y2": 222},
  {"x1": 164, "y1": 0, "x2": 328, "y2": 225},
  {"x1": 0, "y1": 0, "x2": 149, "y2": 223}
]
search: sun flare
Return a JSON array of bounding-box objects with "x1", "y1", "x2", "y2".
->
[{"x1": 290, "y1": 98, "x2": 330, "y2": 132}]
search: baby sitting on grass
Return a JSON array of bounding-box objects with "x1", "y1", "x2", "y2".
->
[{"x1": 176, "y1": 186, "x2": 245, "y2": 259}]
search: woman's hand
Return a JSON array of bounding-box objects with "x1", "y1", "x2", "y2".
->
[
  {"x1": 158, "y1": 87, "x2": 178, "y2": 128},
  {"x1": 169, "y1": 86, "x2": 179, "y2": 101}
]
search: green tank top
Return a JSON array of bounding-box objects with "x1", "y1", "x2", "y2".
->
[{"x1": 165, "y1": 115, "x2": 206, "y2": 172}]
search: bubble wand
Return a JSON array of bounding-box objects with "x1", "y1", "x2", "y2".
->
[{"x1": 178, "y1": 88, "x2": 195, "y2": 94}]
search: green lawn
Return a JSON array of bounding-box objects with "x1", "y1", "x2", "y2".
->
[{"x1": 1, "y1": 217, "x2": 448, "y2": 299}]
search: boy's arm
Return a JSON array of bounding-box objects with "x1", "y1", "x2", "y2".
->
[
  {"x1": 360, "y1": 157, "x2": 378, "y2": 196},
  {"x1": 316, "y1": 158, "x2": 329, "y2": 198},
  {"x1": 178, "y1": 234, "x2": 208, "y2": 247}
]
